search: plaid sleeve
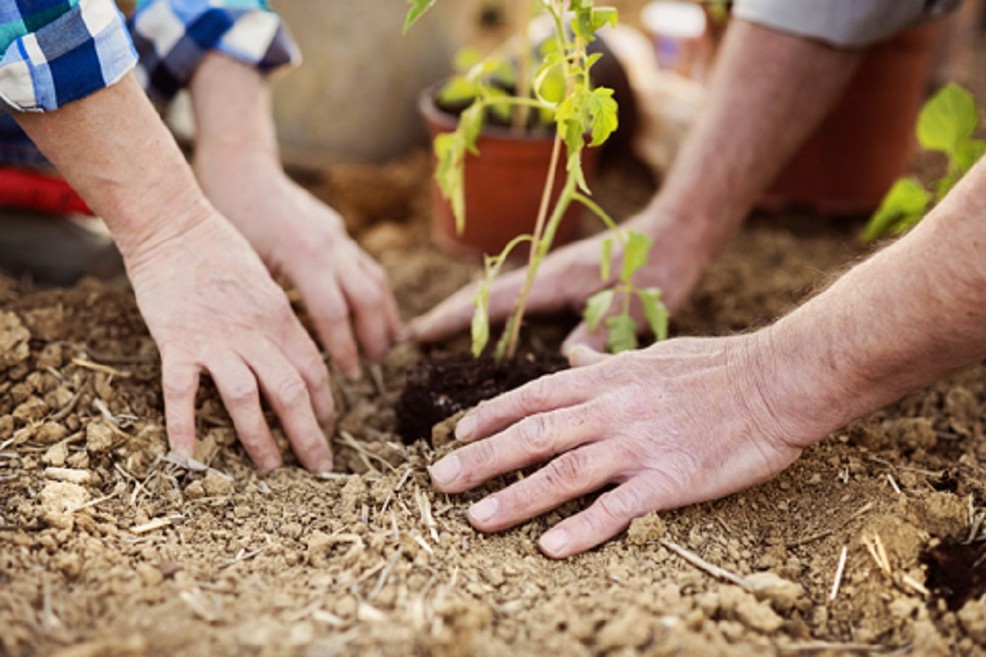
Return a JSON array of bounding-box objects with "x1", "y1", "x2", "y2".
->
[
  {"x1": 0, "y1": 0, "x2": 138, "y2": 112},
  {"x1": 128, "y1": 0, "x2": 301, "y2": 104}
]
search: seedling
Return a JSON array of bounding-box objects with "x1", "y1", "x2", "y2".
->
[
  {"x1": 406, "y1": 0, "x2": 668, "y2": 359},
  {"x1": 862, "y1": 82, "x2": 985, "y2": 242}
]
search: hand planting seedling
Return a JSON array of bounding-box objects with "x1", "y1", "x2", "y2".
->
[
  {"x1": 406, "y1": 0, "x2": 668, "y2": 359},
  {"x1": 862, "y1": 82, "x2": 985, "y2": 242}
]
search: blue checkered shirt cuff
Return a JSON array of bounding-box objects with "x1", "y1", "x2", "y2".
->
[
  {"x1": 0, "y1": 0, "x2": 138, "y2": 112},
  {"x1": 129, "y1": 0, "x2": 301, "y2": 104}
]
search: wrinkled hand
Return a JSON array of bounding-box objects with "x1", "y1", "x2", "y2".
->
[
  {"x1": 410, "y1": 211, "x2": 713, "y2": 352},
  {"x1": 198, "y1": 159, "x2": 401, "y2": 379},
  {"x1": 126, "y1": 213, "x2": 336, "y2": 473},
  {"x1": 427, "y1": 336, "x2": 811, "y2": 557}
]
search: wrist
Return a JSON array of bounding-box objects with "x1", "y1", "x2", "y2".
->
[{"x1": 733, "y1": 327, "x2": 846, "y2": 452}]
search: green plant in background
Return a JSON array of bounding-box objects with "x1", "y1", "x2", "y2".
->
[
  {"x1": 862, "y1": 82, "x2": 985, "y2": 242},
  {"x1": 406, "y1": 0, "x2": 668, "y2": 359}
]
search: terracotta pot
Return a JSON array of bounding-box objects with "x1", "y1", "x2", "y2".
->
[
  {"x1": 419, "y1": 88, "x2": 599, "y2": 258},
  {"x1": 761, "y1": 23, "x2": 942, "y2": 215}
]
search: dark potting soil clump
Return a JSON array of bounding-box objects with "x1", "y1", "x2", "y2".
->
[
  {"x1": 922, "y1": 539, "x2": 986, "y2": 611},
  {"x1": 396, "y1": 351, "x2": 568, "y2": 444}
]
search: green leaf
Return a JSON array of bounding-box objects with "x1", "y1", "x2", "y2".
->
[
  {"x1": 917, "y1": 82, "x2": 979, "y2": 156},
  {"x1": 861, "y1": 177, "x2": 931, "y2": 243},
  {"x1": 637, "y1": 288, "x2": 669, "y2": 341},
  {"x1": 533, "y1": 53, "x2": 567, "y2": 107},
  {"x1": 600, "y1": 237, "x2": 613, "y2": 281},
  {"x1": 586, "y1": 87, "x2": 619, "y2": 147},
  {"x1": 403, "y1": 0, "x2": 437, "y2": 34},
  {"x1": 584, "y1": 289, "x2": 615, "y2": 331},
  {"x1": 953, "y1": 138, "x2": 986, "y2": 176},
  {"x1": 605, "y1": 314, "x2": 638, "y2": 353},
  {"x1": 433, "y1": 132, "x2": 466, "y2": 232},
  {"x1": 621, "y1": 230, "x2": 653, "y2": 281},
  {"x1": 438, "y1": 77, "x2": 484, "y2": 106},
  {"x1": 453, "y1": 47, "x2": 484, "y2": 73},
  {"x1": 459, "y1": 101, "x2": 485, "y2": 155}
]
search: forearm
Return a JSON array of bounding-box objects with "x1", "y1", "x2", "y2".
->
[
  {"x1": 645, "y1": 20, "x2": 862, "y2": 249},
  {"x1": 14, "y1": 74, "x2": 210, "y2": 259},
  {"x1": 758, "y1": 159, "x2": 986, "y2": 444}
]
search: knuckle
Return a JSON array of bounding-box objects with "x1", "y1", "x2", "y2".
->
[
  {"x1": 543, "y1": 450, "x2": 590, "y2": 492},
  {"x1": 224, "y1": 378, "x2": 259, "y2": 406},
  {"x1": 517, "y1": 414, "x2": 554, "y2": 456},
  {"x1": 162, "y1": 372, "x2": 197, "y2": 400},
  {"x1": 519, "y1": 378, "x2": 553, "y2": 413},
  {"x1": 597, "y1": 486, "x2": 639, "y2": 525},
  {"x1": 274, "y1": 375, "x2": 310, "y2": 409},
  {"x1": 460, "y1": 441, "x2": 497, "y2": 483}
]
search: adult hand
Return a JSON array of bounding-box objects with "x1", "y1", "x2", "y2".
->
[
  {"x1": 410, "y1": 208, "x2": 716, "y2": 353},
  {"x1": 125, "y1": 211, "x2": 336, "y2": 473},
  {"x1": 197, "y1": 158, "x2": 402, "y2": 379},
  {"x1": 427, "y1": 334, "x2": 816, "y2": 558}
]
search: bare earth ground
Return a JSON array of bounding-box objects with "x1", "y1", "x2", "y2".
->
[{"x1": 4, "y1": 12, "x2": 986, "y2": 657}]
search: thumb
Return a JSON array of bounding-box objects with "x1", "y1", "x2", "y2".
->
[
  {"x1": 562, "y1": 321, "x2": 608, "y2": 356},
  {"x1": 564, "y1": 342, "x2": 610, "y2": 368}
]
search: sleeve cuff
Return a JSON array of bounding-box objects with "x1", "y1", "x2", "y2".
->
[
  {"x1": 732, "y1": 0, "x2": 962, "y2": 48},
  {"x1": 0, "y1": 0, "x2": 138, "y2": 113},
  {"x1": 129, "y1": 0, "x2": 301, "y2": 104}
]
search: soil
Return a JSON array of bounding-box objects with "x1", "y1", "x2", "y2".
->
[{"x1": 4, "y1": 11, "x2": 986, "y2": 657}]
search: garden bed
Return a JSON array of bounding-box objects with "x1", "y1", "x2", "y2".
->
[{"x1": 2, "y1": 149, "x2": 986, "y2": 657}]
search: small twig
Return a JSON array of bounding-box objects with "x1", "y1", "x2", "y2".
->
[
  {"x1": 369, "y1": 548, "x2": 403, "y2": 602},
  {"x1": 660, "y1": 539, "x2": 754, "y2": 591},
  {"x1": 782, "y1": 640, "x2": 895, "y2": 654},
  {"x1": 66, "y1": 489, "x2": 120, "y2": 514},
  {"x1": 159, "y1": 452, "x2": 233, "y2": 481},
  {"x1": 335, "y1": 431, "x2": 397, "y2": 473},
  {"x1": 900, "y1": 574, "x2": 930, "y2": 597},
  {"x1": 49, "y1": 387, "x2": 86, "y2": 423},
  {"x1": 830, "y1": 545, "x2": 848, "y2": 601},
  {"x1": 70, "y1": 357, "x2": 131, "y2": 379},
  {"x1": 886, "y1": 474, "x2": 902, "y2": 494},
  {"x1": 862, "y1": 534, "x2": 892, "y2": 578},
  {"x1": 368, "y1": 364, "x2": 386, "y2": 397},
  {"x1": 44, "y1": 467, "x2": 92, "y2": 485},
  {"x1": 131, "y1": 517, "x2": 173, "y2": 535}
]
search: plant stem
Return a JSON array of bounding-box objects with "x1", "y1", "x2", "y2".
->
[{"x1": 501, "y1": 132, "x2": 565, "y2": 359}]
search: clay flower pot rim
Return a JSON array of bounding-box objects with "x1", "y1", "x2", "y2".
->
[{"x1": 418, "y1": 81, "x2": 557, "y2": 142}]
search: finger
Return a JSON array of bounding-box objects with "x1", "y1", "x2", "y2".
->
[
  {"x1": 339, "y1": 256, "x2": 392, "y2": 363},
  {"x1": 161, "y1": 359, "x2": 200, "y2": 459},
  {"x1": 562, "y1": 321, "x2": 609, "y2": 355},
  {"x1": 565, "y1": 343, "x2": 610, "y2": 368},
  {"x1": 296, "y1": 275, "x2": 362, "y2": 379},
  {"x1": 277, "y1": 318, "x2": 336, "y2": 435},
  {"x1": 464, "y1": 442, "x2": 625, "y2": 533},
  {"x1": 429, "y1": 403, "x2": 598, "y2": 493},
  {"x1": 453, "y1": 370, "x2": 596, "y2": 443},
  {"x1": 538, "y1": 479, "x2": 654, "y2": 559},
  {"x1": 207, "y1": 356, "x2": 283, "y2": 471},
  {"x1": 408, "y1": 281, "x2": 481, "y2": 343},
  {"x1": 240, "y1": 341, "x2": 333, "y2": 474}
]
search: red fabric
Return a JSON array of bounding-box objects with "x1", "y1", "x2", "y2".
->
[{"x1": 0, "y1": 168, "x2": 93, "y2": 216}]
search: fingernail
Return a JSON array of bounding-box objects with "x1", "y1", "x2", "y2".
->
[
  {"x1": 455, "y1": 415, "x2": 476, "y2": 441},
  {"x1": 316, "y1": 458, "x2": 334, "y2": 475},
  {"x1": 262, "y1": 456, "x2": 282, "y2": 472},
  {"x1": 540, "y1": 530, "x2": 569, "y2": 555},
  {"x1": 429, "y1": 454, "x2": 461, "y2": 486},
  {"x1": 469, "y1": 497, "x2": 499, "y2": 523}
]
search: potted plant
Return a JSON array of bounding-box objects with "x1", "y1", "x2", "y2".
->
[{"x1": 406, "y1": 0, "x2": 669, "y2": 362}]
